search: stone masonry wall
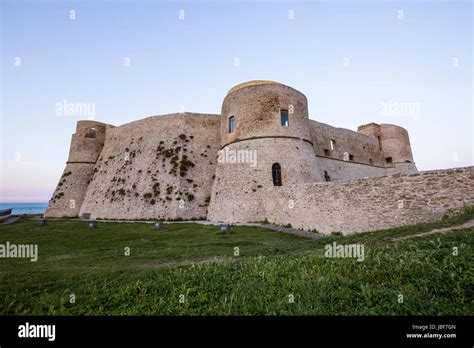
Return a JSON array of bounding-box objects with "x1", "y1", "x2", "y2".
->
[
  {"x1": 309, "y1": 121, "x2": 418, "y2": 181},
  {"x1": 310, "y1": 120, "x2": 386, "y2": 167},
  {"x1": 45, "y1": 163, "x2": 96, "y2": 217},
  {"x1": 221, "y1": 81, "x2": 311, "y2": 146},
  {"x1": 314, "y1": 156, "x2": 389, "y2": 182},
  {"x1": 78, "y1": 113, "x2": 220, "y2": 220},
  {"x1": 263, "y1": 167, "x2": 473, "y2": 234},
  {"x1": 208, "y1": 137, "x2": 323, "y2": 223},
  {"x1": 45, "y1": 81, "x2": 426, "y2": 227}
]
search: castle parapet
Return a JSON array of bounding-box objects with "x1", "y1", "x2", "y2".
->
[
  {"x1": 68, "y1": 120, "x2": 113, "y2": 163},
  {"x1": 220, "y1": 80, "x2": 312, "y2": 147},
  {"x1": 45, "y1": 120, "x2": 114, "y2": 218},
  {"x1": 358, "y1": 122, "x2": 417, "y2": 173}
]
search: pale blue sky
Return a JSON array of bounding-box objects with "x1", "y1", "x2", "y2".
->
[{"x1": 1, "y1": 0, "x2": 472, "y2": 202}]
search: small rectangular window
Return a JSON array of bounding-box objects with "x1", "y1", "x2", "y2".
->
[
  {"x1": 324, "y1": 149, "x2": 330, "y2": 156},
  {"x1": 369, "y1": 158, "x2": 373, "y2": 164},
  {"x1": 85, "y1": 128, "x2": 97, "y2": 138},
  {"x1": 229, "y1": 116, "x2": 235, "y2": 133},
  {"x1": 349, "y1": 154, "x2": 354, "y2": 161},
  {"x1": 386, "y1": 157, "x2": 393, "y2": 164},
  {"x1": 330, "y1": 139, "x2": 335, "y2": 150},
  {"x1": 280, "y1": 110, "x2": 289, "y2": 127}
]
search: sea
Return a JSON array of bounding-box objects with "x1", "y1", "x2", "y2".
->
[{"x1": 0, "y1": 203, "x2": 48, "y2": 215}]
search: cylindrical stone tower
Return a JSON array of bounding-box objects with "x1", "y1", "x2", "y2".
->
[
  {"x1": 357, "y1": 122, "x2": 417, "y2": 174},
  {"x1": 45, "y1": 120, "x2": 111, "y2": 217},
  {"x1": 67, "y1": 121, "x2": 108, "y2": 163},
  {"x1": 207, "y1": 80, "x2": 323, "y2": 223},
  {"x1": 379, "y1": 124, "x2": 417, "y2": 173}
]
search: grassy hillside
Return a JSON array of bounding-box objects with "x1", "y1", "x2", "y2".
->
[{"x1": 0, "y1": 208, "x2": 473, "y2": 315}]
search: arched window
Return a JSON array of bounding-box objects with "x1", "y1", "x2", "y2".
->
[
  {"x1": 228, "y1": 116, "x2": 235, "y2": 133},
  {"x1": 272, "y1": 163, "x2": 282, "y2": 186}
]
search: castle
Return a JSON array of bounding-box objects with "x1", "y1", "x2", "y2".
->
[{"x1": 45, "y1": 81, "x2": 473, "y2": 234}]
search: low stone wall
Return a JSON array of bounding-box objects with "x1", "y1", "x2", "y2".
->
[{"x1": 263, "y1": 167, "x2": 473, "y2": 234}]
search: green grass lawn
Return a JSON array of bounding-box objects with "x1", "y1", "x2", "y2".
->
[{"x1": 0, "y1": 208, "x2": 473, "y2": 315}]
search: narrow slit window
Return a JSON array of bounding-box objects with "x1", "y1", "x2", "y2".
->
[
  {"x1": 280, "y1": 110, "x2": 289, "y2": 127},
  {"x1": 228, "y1": 116, "x2": 235, "y2": 133},
  {"x1": 324, "y1": 170, "x2": 331, "y2": 182},
  {"x1": 272, "y1": 163, "x2": 282, "y2": 186}
]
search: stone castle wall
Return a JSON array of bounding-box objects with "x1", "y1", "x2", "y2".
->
[
  {"x1": 262, "y1": 167, "x2": 473, "y2": 234},
  {"x1": 220, "y1": 81, "x2": 311, "y2": 144},
  {"x1": 46, "y1": 113, "x2": 221, "y2": 219},
  {"x1": 208, "y1": 81, "x2": 324, "y2": 223},
  {"x1": 45, "y1": 121, "x2": 110, "y2": 217},
  {"x1": 45, "y1": 163, "x2": 96, "y2": 217},
  {"x1": 310, "y1": 121, "x2": 418, "y2": 181},
  {"x1": 310, "y1": 120, "x2": 386, "y2": 167},
  {"x1": 46, "y1": 80, "x2": 464, "y2": 236},
  {"x1": 314, "y1": 156, "x2": 389, "y2": 182},
  {"x1": 67, "y1": 121, "x2": 110, "y2": 163},
  {"x1": 78, "y1": 113, "x2": 220, "y2": 220},
  {"x1": 207, "y1": 137, "x2": 322, "y2": 223}
]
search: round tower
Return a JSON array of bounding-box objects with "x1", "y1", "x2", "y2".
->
[
  {"x1": 45, "y1": 120, "x2": 111, "y2": 218},
  {"x1": 379, "y1": 124, "x2": 417, "y2": 173},
  {"x1": 67, "y1": 120, "x2": 108, "y2": 163},
  {"x1": 208, "y1": 80, "x2": 323, "y2": 223}
]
